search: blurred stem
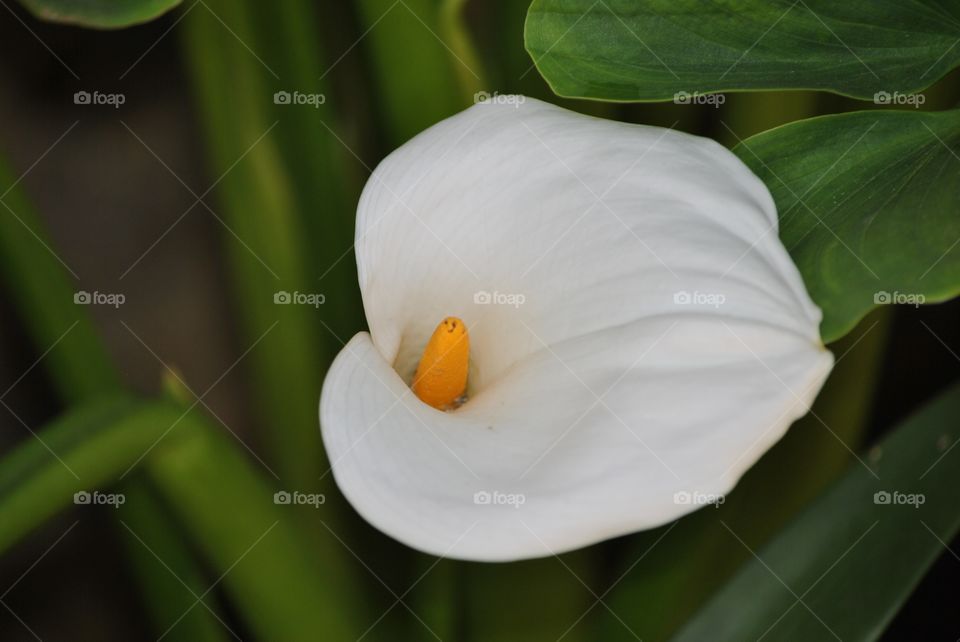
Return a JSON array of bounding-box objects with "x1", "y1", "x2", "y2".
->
[
  {"x1": 356, "y1": 0, "x2": 480, "y2": 143},
  {"x1": 439, "y1": 0, "x2": 486, "y2": 99},
  {"x1": 146, "y1": 407, "x2": 362, "y2": 641},
  {"x1": 412, "y1": 557, "x2": 460, "y2": 640},
  {"x1": 717, "y1": 91, "x2": 820, "y2": 144},
  {"x1": 0, "y1": 147, "x2": 227, "y2": 640},
  {"x1": 118, "y1": 476, "x2": 230, "y2": 642},
  {"x1": 245, "y1": 0, "x2": 365, "y2": 341},
  {"x1": 0, "y1": 156, "x2": 118, "y2": 403},
  {"x1": 180, "y1": 0, "x2": 329, "y2": 491},
  {"x1": 464, "y1": 553, "x2": 595, "y2": 641}
]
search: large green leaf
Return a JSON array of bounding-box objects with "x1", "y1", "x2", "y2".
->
[
  {"x1": 671, "y1": 381, "x2": 960, "y2": 642},
  {"x1": 525, "y1": 0, "x2": 960, "y2": 101},
  {"x1": 734, "y1": 108, "x2": 960, "y2": 342},
  {"x1": 17, "y1": 0, "x2": 181, "y2": 28}
]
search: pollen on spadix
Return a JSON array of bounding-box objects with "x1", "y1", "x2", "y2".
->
[{"x1": 412, "y1": 317, "x2": 469, "y2": 410}]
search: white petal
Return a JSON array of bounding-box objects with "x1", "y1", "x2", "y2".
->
[{"x1": 321, "y1": 97, "x2": 833, "y2": 561}]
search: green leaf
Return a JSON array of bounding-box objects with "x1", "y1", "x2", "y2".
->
[
  {"x1": 671, "y1": 381, "x2": 960, "y2": 642},
  {"x1": 733, "y1": 108, "x2": 960, "y2": 342},
  {"x1": 17, "y1": 0, "x2": 181, "y2": 28},
  {"x1": 524, "y1": 0, "x2": 960, "y2": 102},
  {"x1": 0, "y1": 396, "x2": 188, "y2": 553}
]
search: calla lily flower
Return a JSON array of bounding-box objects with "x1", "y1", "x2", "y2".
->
[{"x1": 320, "y1": 96, "x2": 833, "y2": 562}]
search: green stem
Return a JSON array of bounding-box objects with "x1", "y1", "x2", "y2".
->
[
  {"x1": 145, "y1": 407, "x2": 362, "y2": 641},
  {"x1": 117, "y1": 476, "x2": 231, "y2": 642},
  {"x1": 438, "y1": 0, "x2": 487, "y2": 100},
  {"x1": 246, "y1": 0, "x2": 365, "y2": 341},
  {"x1": 717, "y1": 91, "x2": 820, "y2": 145},
  {"x1": 412, "y1": 557, "x2": 460, "y2": 640},
  {"x1": 464, "y1": 553, "x2": 595, "y2": 641},
  {"x1": 355, "y1": 0, "x2": 477, "y2": 143},
  {"x1": 180, "y1": 0, "x2": 330, "y2": 491},
  {"x1": 0, "y1": 155, "x2": 118, "y2": 403}
]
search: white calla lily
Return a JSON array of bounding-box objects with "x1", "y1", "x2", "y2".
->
[{"x1": 320, "y1": 96, "x2": 833, "y2": 562}]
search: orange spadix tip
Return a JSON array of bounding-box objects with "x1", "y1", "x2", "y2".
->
[{"x1": 412, "y1": 316, "x2": 469, "y2": 410}]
